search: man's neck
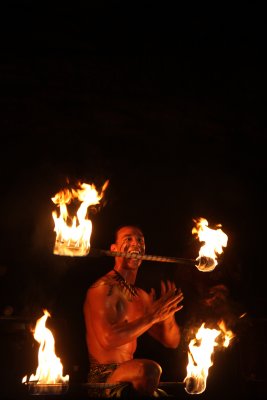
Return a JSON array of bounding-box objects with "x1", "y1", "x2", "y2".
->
[{"x1": 114, "y1": 265, "x2": 138, "y2": 285}]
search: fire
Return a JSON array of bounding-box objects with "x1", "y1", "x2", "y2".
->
[
  {"x1": 184, "y1": 321, "x2": 234, "y2": 394},
  {"x1": 22, "y1": 310, "x2": 69, "y2": 385},
  {"x1": 52, "y1": 180, "x2": 109, "y2": 256},
  {"x1": 192, "y1": 217, "x2": 228, "y2": 272}
]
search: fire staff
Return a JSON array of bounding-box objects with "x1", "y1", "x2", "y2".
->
[{"x1": 83, "y1": 225, "x2": 184, "y2": 397}]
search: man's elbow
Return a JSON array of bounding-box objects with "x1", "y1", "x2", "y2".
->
[
  {"x1": 164, "y1": 334, "x2": 181, "y2": 349},
  {"x1": 166, "y1": 339, "x2": 180, "y2": 349}
]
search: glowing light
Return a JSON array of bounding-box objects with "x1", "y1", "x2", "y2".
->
[
  {"x1": 52, "y1": 180, "x2": 109, "y2": 256},
  {"x1": 192, "y1": 217, "x2": 228, "y2": 272}
]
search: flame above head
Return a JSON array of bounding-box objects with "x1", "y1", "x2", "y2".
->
[
  {"x1": 51, "y1": 180, "x2": 109, "y2": 256},
  {"x1": 192, "y1": 217, "x2": 228, "y2": 272},
  {"x1": 22, "y1": 309, "x2": 69, "y2": 385},
  {"x1": 184, "y1": 321, "x2": 234, "y2": 394}
]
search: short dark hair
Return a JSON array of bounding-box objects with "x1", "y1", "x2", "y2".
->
[{"x1": 114, "y1": 224, "x2": 144, "y2": 242}]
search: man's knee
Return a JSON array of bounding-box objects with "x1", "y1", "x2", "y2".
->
[
  {"x1": 107, "y1": 359, "x2": 162, "y2": 396},
  {"x1": 141, "y1": 359, "x2": 162, "y2": 381},
  {"x1": 133, "y1": 359, "x2": 162, "y2": 395}
]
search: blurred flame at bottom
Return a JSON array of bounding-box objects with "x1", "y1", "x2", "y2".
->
[
  {"x1": 184, "y1": 320, "x2": 234, "y2": 394},
  {"x1": 22, "y1": 310, "x2": 69, "y2": 385}
]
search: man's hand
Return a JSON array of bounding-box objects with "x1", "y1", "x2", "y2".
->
[{"x1": 149, "y1": 280, "x2": 184, "y2": 324}]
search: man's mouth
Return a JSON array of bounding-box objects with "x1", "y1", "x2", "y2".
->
[
  {"x1": 120, "y1": 246, "x2": 144, "y2": 256},
  {"x1": 128, "y1": 250, "x2": 144, "y2": 257}
]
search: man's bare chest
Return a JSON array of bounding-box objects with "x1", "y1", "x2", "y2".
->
[{"x1": 116, "y1": 293, "x2": 147, "y2": 322}]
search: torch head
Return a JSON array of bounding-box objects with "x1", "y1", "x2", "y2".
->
[
  {"x1": 184, "y1": 376, "x2": 206, "y2": 394},
  {"x1": 196, "y1": 256, "x2": 216, "y2": 272}
]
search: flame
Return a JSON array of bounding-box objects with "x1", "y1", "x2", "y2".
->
[
  {"x1": 184, "y1": 321, "x2": 234, "y2": 394},
  {"x1": 52, "y1": 180, "x2": 109, "y2": 256},
  {"x1": 22, "y1": 310, "x2": 69, "y2": 385},
  {"x1": 192, "y1": 217, "x2": 228, "y2": 272}
]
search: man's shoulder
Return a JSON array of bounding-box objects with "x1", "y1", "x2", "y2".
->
[
  {"x1": 136, "y1": 287, "x2": 151, "y2": 302},
  {"x1": 89, "y1": 272, "x2": 116, "y2": 290}
]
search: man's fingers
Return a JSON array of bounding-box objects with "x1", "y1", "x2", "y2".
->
[
  {"x1": 161, "y1": 288, "x2": 183, "y2": 302},
  {"x1": 160, "y1": 292, "x2": 183, "y2": 311},
  {"x1": 160, "y1": 280, "x2": 166, "y2": 295},
  {"x1": 171, "y1": 304, "x2": 183, "y2": 315},
  {"x1": 161, "y1": 280, "x2": 176, "y2": 293},
  {"x1": 166, "y1": 280, "x2": 177, "y2": 291},
  {"x1": 150, "y1": 288, "x2": 156, "y2": 301}
]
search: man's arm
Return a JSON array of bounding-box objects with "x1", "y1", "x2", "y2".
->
[
  {"x1": 148, "y1": 314, "x2": 181, "y2": 348},
  {"x1": 147, "y1": 281, "x2": 183, "y2": 348},
  {"x1": 84, "y1": 279, "x2": 183, "y2": 350},
  {"x1": 84, "y1": 284, "x2": 154, "y2": 349}
]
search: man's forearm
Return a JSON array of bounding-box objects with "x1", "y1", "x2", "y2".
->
[
  {"x1": 101, "y1": 314, "x2": 155, "y2": 348},
  {"x1": 148, "y1": 316, "x2": 181, "y2": 348}
]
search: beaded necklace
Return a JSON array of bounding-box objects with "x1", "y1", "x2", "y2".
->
[{"x1": 112, "y1": 269, "x2": 138, "y2": 300}]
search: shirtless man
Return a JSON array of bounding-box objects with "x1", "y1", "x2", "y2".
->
[{"x1": 83, "y1": 225, "x2": 184, "y2": 397}]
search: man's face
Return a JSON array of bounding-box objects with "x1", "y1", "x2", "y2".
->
[{"x1": 115, "y1": 226, "x2": 145, "y2": 257}]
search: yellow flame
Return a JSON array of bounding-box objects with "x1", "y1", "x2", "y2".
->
[
  {"x1": 52, "y1": 180, "x2": 109, "y2": 256},
  {"x1": 22, "y1": 310, "x2": 69, "y2": 384},
  {"x1": 184, "y1": 321, "x2": 234, "y2": 394},
  {"x1": 192, "y1": 217, "x2": 228, "y2": 271},
  {"x1": 217, "y1": 319, "x2": 235, "y2": 347}
]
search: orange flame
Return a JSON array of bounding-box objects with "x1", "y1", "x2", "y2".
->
[
  {"x1": 184, "y1": 321, "x2": 234, "y2": 394},
  {"x1": 22, "y1": 310, "x2": 69, "y2": 385},
  {"x1": 192, "y1": 217, "x2": 228, "y2": 272},
  {"x1": 52, "y1": 180, "x2": 109, "y2": 256}
]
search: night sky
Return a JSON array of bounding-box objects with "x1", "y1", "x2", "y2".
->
[{"x1": 0, "y1": 4, "x2": 266, "y2": 399}]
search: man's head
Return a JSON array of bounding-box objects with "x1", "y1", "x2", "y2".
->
[{"x1": 110, "y1": 225, "x2": 145, "y2": 268}]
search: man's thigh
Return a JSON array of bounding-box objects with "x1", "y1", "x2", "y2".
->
[{"x1": 107, "y1": 358, "x2": 161, "y2": 384}]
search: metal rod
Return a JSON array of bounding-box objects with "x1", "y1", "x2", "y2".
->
[
  {"x1": 53, "y1": 246, "x2": 216, "y2": 271},
  {"x1": 159, "y1": 381, "x2": 185, "y2": 387},
  {"x1": 90, "y1": 248, "x2": 196, "y2": 266}
]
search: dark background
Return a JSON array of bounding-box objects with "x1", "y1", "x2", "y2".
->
[{"x1": 0, "y1": 3, "x2": 266, "y2": 399}]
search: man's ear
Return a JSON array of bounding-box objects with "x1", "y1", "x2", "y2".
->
[{"x1": 110, "y1": 243, "x2": 117, "y2": 251}]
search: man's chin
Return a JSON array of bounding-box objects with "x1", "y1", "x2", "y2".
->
[{"x1": 126, "y1": 259, "x2": 142, "y2": 269}]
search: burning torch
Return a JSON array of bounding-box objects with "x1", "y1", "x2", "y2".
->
[{"x1": 51, "y1": 181, "x2": 228, "y2": 272}]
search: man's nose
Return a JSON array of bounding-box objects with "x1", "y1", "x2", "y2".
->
[{"x1": 132, "y1": 237, "x2": 139, "y2": 245}]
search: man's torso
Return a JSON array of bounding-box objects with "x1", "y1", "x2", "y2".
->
[{"x1": 84, "y1": 273, "x2": 150, "y2": 364}]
